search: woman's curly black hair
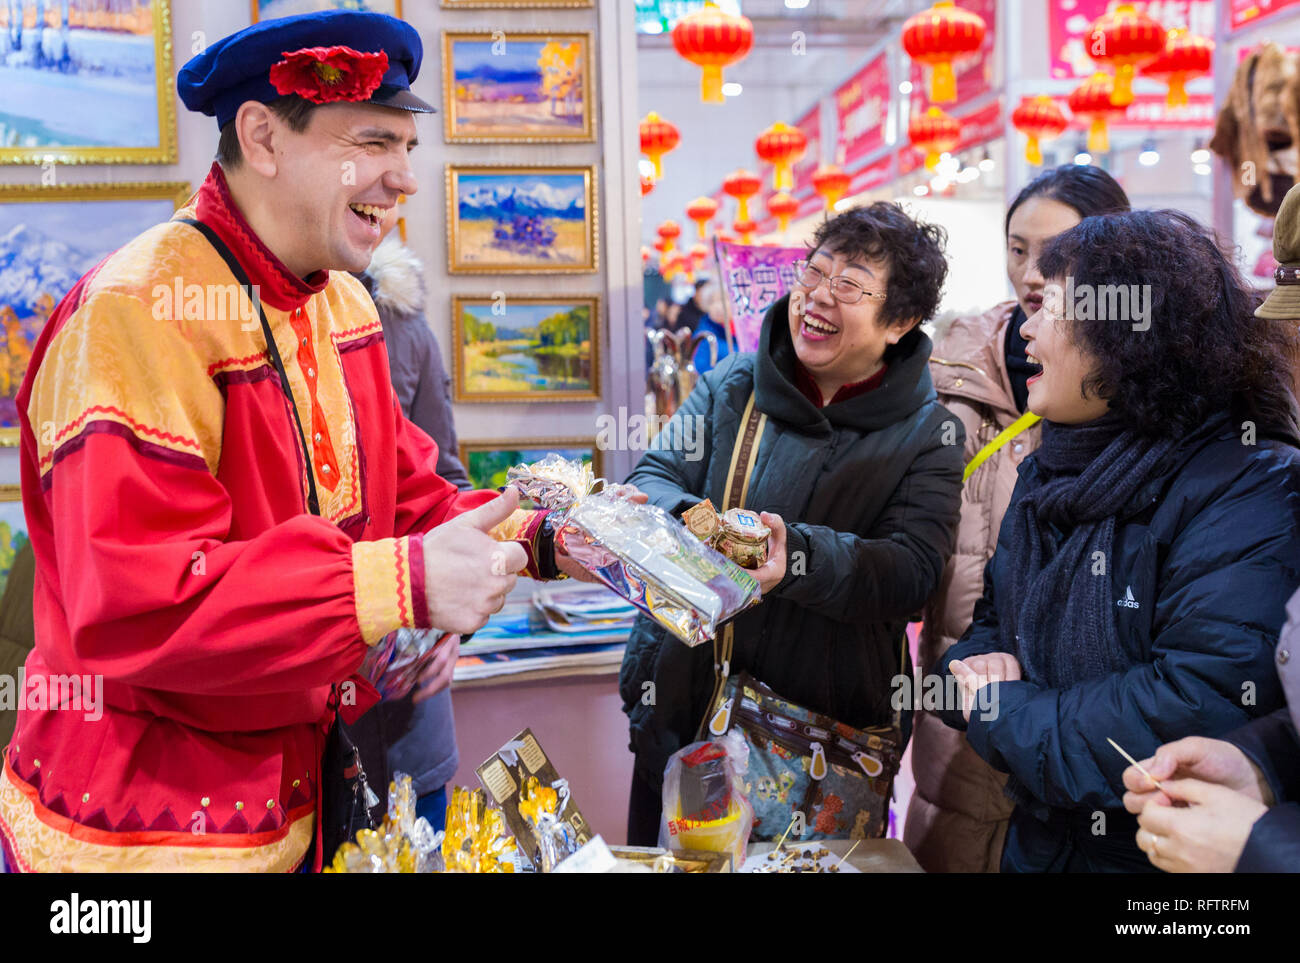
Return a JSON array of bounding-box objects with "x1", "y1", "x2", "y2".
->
[
  {"x1": 1037, "y1": 209, "x2": 1297, "y2": 439},
  {"x1": 809, "y1": 201, "x2": 948, "y2": 326}
]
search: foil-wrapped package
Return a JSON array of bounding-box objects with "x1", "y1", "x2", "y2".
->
[
  {"x1": 505, "y1": 453, "x2": 595, "y2": 512},
  {"x1": 556, "y1": 491, "x2": 761, "y2": 647},
  {"x1": 359, "y1": 628, "x2": 453, "y2": 700}
]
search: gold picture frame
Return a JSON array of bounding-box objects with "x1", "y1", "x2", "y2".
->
[
  {"x1": 446, "y1": 164, "x2": 598, "y2": 275},
  {"x1": 452, "y1": 294, "x2": 601, "y2": 403},
  {"x1": 459, "y1": 438, "x2": 605, "y2": 492},
  {"x1": 442, "y1": 31, "x2": 595, "y2": 144},
  {"x1": 251, "y1": 0, "x2": 403, "y2": 21},
  {"x1": 442, "y1": 0, "x2": 592, "y2": 7},
  {"x1": 0, "y1": 181, "x2": 191, "y2": 445},
  {"x1": 0, "y1": 0, "x2": 178, "y2": 165}
]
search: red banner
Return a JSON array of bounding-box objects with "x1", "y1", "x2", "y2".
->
[
  {"x1": 1049, "y1": 0, "x2": 1215, "y2": 80},
  {"x1": 899, "y1": 99, "x2": 1003, "y2": 176},
  {"x1": 849, "y1": 155, "x2": 894, "y2": 196},
  {"x1": 908, "y1": 0, "x2": 997, "y2": 112},
  {"x1": 1047, "y1": 91, "x2": 1215, "y2": 129},
  {"x1": 792, "y1": 103, "x2": 822, "y2": 198},
  {"x1": 835, "y1": 52, "x2": 890, "y2": 170},
  {"x1": 1231, "y1": 0, "x2": 1300, "y2": 31}
]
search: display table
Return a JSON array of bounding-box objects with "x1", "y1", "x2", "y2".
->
[{"x1": 747, "y1": 839, "x2": 924, "y2": 873}]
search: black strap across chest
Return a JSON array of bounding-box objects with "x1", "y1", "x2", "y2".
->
[{"x1": 179, "y1": 217, "x2": 321, "y2": 517}]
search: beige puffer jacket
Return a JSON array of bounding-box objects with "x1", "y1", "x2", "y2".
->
[{"x1": 903, "y1": 301, "x2": 1043, "y2": 873}]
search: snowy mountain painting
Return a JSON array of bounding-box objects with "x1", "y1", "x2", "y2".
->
[
  {"x1": 451, "y1": 169, "x2": 594, "y2": 273},
  {"x1": 0, "y1": 194, "x2": 175, "y2": 430}
]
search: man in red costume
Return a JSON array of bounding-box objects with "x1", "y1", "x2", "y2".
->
[{"x1": 0, "y1": 11, "x2": 579, "y2": 872}]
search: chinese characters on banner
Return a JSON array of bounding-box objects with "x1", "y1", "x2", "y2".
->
[
  {"x1": 1046, "y1": 91, "x2": 1215, "y2": 128},
  {"x1": 1048, "y1": 0, "x2": 1215, "y2": 80},
  {"x1": 836, "y1": 52, "x2": 891, "y2": 170},
  {"x1": 908, "y1": 0, "x2": 998, "y2": 113},
  {"x1": 1230, "y1": 0, "x2": 1300, "y2": 31},
  {"x1": 714, "y1": 240, "x2": 806, "y2": 352}
]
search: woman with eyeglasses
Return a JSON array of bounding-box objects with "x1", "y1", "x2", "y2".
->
[
  {"x1": 905, "y1": 164, "x2": 1131, "y2": 873},
  {"x1": 619, "y1": 202, "x2": 964, "y2": 845},
  {"x1": 933, "y1": 209, "x2": 1300, "y2": 872}
]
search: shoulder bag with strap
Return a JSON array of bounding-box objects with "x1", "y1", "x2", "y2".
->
[
  {"x1": 696, "y1": 392, "x2": 905, "y2": 840},
  {"x1": 180, "y1": 218, "x2": 384, "y2": 866}
]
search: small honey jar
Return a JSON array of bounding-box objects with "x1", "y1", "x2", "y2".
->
[{"x1": 716, "y1": 508, "x2": 770, "y2": 569}]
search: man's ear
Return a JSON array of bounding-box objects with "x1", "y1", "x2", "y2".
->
[
  {"x1": 885, "y1": 316, "x2": 921, "y2": 345},
  {"x1": 234, "y1": 101, "x2": 280, "y2": 178}
]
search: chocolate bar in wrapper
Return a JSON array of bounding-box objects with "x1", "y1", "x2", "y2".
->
[{"x1": 556, "y1": 491, "x2": 761, "y2": 647}]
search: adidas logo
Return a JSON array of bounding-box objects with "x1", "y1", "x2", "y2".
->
[{"x1": 1116, "y1": 585, "x2": 1140, "y2": 610}]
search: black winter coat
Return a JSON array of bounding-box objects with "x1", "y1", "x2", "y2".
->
[
  {"x1": 938, "y1": 411, "x2": 1300, "y2": 872},
  {"x1": 620, "y1": 294, "x2": 964, "y2": 788}
]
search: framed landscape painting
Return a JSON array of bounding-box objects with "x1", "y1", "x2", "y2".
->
[
  {"x1": 442, "y1": 32, "x2": 594, "y2": 143},
  {"x1": 452, "y1": 294, "x2": 600, "y2": 403},
  {"x1": 442, "y1": 1, "x2": 591, "y2": 7},
  {"x1": 459, "y1": 440, "x2": 602, "y2": 493},
  {"x1": 0, "y1": 181, "x2": 191, "y2": 444},
  {"x1": 251, "y1": 0, "x2": 401, "y2": 21},
  {"x1": 0, "y1": 487, "x2": 27, "y2": 601},
  {"x1": 0, "y1": 0, "x2": 177, "y2": 164},
  {"x1": 446, "y1": 165, "x2": 597, "y2": 274}
]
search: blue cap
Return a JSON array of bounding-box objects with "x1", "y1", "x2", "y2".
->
[{"x1": 178, "y1": 10, "x2": 434, "y2": 129}]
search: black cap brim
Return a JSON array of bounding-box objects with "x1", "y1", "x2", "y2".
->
[{"x1": 370, "y1": 85, "x2": 436, "y2": 114}]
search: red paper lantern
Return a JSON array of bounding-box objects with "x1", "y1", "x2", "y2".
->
[
  {"x1": 1087, "y1": 2, "x2": 1166, "y2": 107},
  {"x1": 908, "y1": 106, "x2": 962, "y2": 171},
  {"x1": 716, "y1": 228, "x2": 739, "y2": 244},
  {"x1": 639, "y1": 111, "x2": 680, "y2": 179},
  {"x1": 723, "y1": 169, "x2": 762, "y2": 222},
  {"x1": 732, "y1": 218, "x2": 757, "y2": 244},
  {"x1": 688, "y1": 242, "x2": 710, "y2": 270},
  {"x1": 812, "y1": 164, "x2": 852, "y2": 211},
  {"x1": 766, "y1": 192, "x2": 801, "y2": 233},
  {"x1": 656, "y1": 220, "x2": 682, "y2": 254},
  {"x1": 901, "y1": 1, "x2": 986, "y2": 104},
  {"x1": 641, "y1": 246, "x2": 652, "y2": 265},
  {"x1": 685, "y1": 196, "x2": 721, "y2": 239},
  {"x1": 1140, "y1": 29, "x2": 1213, "y2": 107},
  {"x1": 671, "y1": 2, "x2": 754, "y2": 104},
  {"x1": 755, "y1": 122, "x2": 808, "y2": 192},
  {"x1": 653, "y1": 237, "x2": 671, "y2": 254},
  {"x1": 1012, "y1": 95, "x2": 1069, "y2": 166},
  {"x1": 640, "y1": 173, "x2": 655, "y2": 196},
  {"x1": 1068, "y1": 72, "x2": 1127, "y2": 154}
]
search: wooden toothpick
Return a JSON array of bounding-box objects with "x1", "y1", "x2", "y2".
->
[{"x1": 1107, "y1": 737, "x2": 1165, "y2": 791}]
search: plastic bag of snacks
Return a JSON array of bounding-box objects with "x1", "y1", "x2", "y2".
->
[
  {"x1": 442, "y1": 786, "x2": 518, "y2": 873},
  {"x1": 324, "y1": 772, "x2": 442, "y2": 873},
  {"x1": 504, "y1": 456, "x2": 762, "y2": 647},
  {"x1": 359, "y1": 628, "x2": 455, "y2": 700},
  {"x1": 658, "y1": 731, "x2": 754, "y2": 868}
]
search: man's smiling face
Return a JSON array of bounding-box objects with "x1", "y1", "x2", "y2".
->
[{"x1": 271, "y1": 101, "x2": 419, "y2": 274}]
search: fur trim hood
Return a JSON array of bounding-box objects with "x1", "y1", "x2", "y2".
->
[{"x1": 363, "y1": 235, "x2": 425, "y2": 317}]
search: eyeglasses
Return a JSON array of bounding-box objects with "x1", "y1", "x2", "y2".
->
[{"x1": 792, "y1": 260, "x2": 886, "y2": 305}]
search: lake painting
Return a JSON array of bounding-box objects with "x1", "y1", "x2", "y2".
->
[
  {"x1": 447, "y1": 165, "x2": 596, "y2": 274},
  {"x1": 452, "y1": 295, "x2": 599, "y2": 402},
  {"x1": 461, "y1": 443, "x2": 598, "y2": 493},
  {"x1": 0, "y1": 495, "x2": 26, "y2": 600},
  {"x1": 0, "y1": 0, "x2": 175, "y2": 163},
  {"x1": 0, "y1": 184, "x2": 186, "y2": 442},
  {"x1": 443, "y1": 32, "x2": 592, "y2": 142}
]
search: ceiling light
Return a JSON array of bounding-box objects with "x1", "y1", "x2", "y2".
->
[
  {"x1": 899, "y1": 81, "x2": 913, "y2": 94},
  {"x1": 1074, "y1": 151, "x2": 1092, "y2": 166},
  {"x1": 722, "y1": 82, "x2": 743, "y2": 97},
  {"x1": 1190, "y1": 147, "x2": 1211, "y2": 164},
  {"x1": 785, "y1": 0, "x2": 811, "y2": 8},
  {"x1": 1138, "y1": 139, "x2": 1160, "y2": 166},
  {"x1": 1194, "y1": 163, "x2": 1212, "y2": 175},
  {"x1": 913, "y1": 184, "x2": 929, "y2": 196}
]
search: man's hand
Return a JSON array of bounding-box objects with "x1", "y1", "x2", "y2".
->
[
  {"x1": 554, "y1": 484, "x2": 648, "y2": 583},
  {"x1": 752, "y1": 511, "x2": 787, "y2": 595},
  {"x1": 949, "y1": 654, "x2": 1021, "y2": 722},
  {"x1": 1123, "y1": 736, "x2": 1273, "y2": 812},
  {"x1": 422, "y1": 489, "x2": 528, "y2": 634},
  {"x1": 412, "y1": 633, "x2": 460, "y2": 704},
  {"x1": 1134, "y1": 778, "x2": 1267, "y2": 873}
]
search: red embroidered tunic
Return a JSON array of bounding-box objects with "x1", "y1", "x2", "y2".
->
[{"x1": 0, "y1": 164, "x2": 548, "y2": 872}]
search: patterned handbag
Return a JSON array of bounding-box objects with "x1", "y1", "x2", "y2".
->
[{"x1": 705, "y1": 672, "x2": 902, "y2": 840}]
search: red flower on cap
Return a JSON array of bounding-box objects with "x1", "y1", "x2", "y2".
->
[{"x1": 269, "y1": 45, "x2": 389, "y2": 105}]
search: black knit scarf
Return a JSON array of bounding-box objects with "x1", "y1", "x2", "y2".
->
[{"x1": 999, "y1": 417, "x2": 1175, "y2": 690}]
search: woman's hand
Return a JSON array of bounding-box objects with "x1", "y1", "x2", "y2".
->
[
  {"x1": 1122, "y1": 737, "x2": 1273, "y2": 813},
  {"x1": 752, "y1": 511, "x2": 788, "y2": 595},
  {"x1": 554, "y1": 484, "x2": 649, "y2": 583},
  {"x1": 1134, "y1": 779, "x2": 1267, "y2": 873},
  {"x1": 948, "y1": 654, "x2": 1022, "y2": 722},
  {"x1": 412, "y1": 633, "x2": 461, "y2": 704}
]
